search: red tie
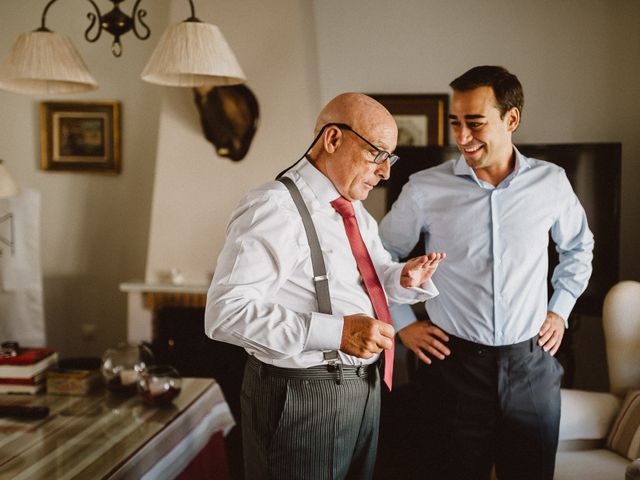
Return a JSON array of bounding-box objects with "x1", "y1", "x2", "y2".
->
[{"x1": 331, "y1": 196, "x2": 394, "y2": 390}]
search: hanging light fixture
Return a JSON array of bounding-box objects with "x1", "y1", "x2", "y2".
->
[
  {"x1": 0, "y1": 0, "x2": 245, "y2": 95},
  {"x1": 140, "y1": 12, "x2": 245, "y2": 87}
]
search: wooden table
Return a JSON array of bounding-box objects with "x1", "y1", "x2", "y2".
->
[{"x1": 0, "y1": 378, "x2": 234, "y2": 479}]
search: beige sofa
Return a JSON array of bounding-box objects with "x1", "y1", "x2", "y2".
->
[{"x1": 555, "y1": 281, "x2": 640, "y2": 479}]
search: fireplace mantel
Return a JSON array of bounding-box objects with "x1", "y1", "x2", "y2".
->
[{"x1": 120, "y1": 281, "x2": 208, "y2": 343}]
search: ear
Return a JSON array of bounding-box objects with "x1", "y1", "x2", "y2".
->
[
  {"x1": 323, "y1": 125, "x2": 342, "y2": 154},
  {"x1": 506, "y1": 107, "x2": 520, "y2": 132}
]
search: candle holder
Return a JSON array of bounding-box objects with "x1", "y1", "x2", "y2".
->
[
  {"x1": 101, "y1": 343, "x2": 153, "y2": 395},
  {"x1": 137, "y1": 365, "x2": 182, "y2": 406}
]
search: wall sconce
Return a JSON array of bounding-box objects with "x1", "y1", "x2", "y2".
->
[{"x1": 0, "y1": 0, "x2": 246, "y2": 95}]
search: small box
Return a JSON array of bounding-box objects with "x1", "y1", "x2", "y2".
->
[{"x1": 46, "y1": 357, "x2": 102, "y2": 396}]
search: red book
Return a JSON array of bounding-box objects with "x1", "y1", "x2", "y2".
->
[
  {"x1": 0, "y1": 372, "x2": 47, "y2": 385},
  {"x1": 0, "y1": 348, "x2": 55, "y2": 366},
  {"x1": 0, "y1": 348, "x2": 58, "y2": 379}
]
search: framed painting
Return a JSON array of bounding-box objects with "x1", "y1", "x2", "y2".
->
[
  {"x1": 368, "y1": 94, "x2": 449, "y2": 147},
  {"x1": 40, "y1": 101, "x2": 121, "y2": 173}
]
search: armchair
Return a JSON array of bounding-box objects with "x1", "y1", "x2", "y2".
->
[{"x1": 555, "y1": 281, "x2": 640, "y2": 479}]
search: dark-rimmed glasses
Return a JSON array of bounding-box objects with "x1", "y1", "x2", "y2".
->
[{"x1": 304, "y1": 122, "x2": 400, "y2": 166}]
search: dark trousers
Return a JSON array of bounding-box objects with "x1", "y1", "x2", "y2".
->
[
  {"x1": 420, "y1": 335, "x2": 563, "y2": 480},
  {"x1": 241, "y1": 356, "x2": 380, "y2": 480}
]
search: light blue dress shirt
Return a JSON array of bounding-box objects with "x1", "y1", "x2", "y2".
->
[{"x1": 379, "y1": 147, "x2": 594, "y2": 346}]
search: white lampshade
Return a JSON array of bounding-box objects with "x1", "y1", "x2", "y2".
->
[
  {"x1": 0, "y1": 30, "x2": 98, "y2": 95},
  {"x1": 141, "y1": 20, "x2": 246, "y2": 87},
  {"x1": 0, "y1": 160, "x2": 20, "y2": 199}
]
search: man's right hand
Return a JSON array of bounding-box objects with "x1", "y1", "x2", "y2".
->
[
  {"x1": 340, "y1": 314, "x2": 395, "y2": 359},
  {"x1": 398, "y1": 320, "x2": 451, "y2": 365}
]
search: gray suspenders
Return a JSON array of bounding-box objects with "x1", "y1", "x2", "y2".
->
[{"x1": 277, "y1": 176, "x2": 340, "y2": 365}]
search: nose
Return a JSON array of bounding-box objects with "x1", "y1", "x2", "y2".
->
[
  {"x1": 454, "y1": 125, "x2": 473, "y2": 145},
  {"x1": 375, "y1": 159, "x2": 391, "y2": 180}
]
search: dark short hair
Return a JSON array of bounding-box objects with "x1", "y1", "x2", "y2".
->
[{"x1": 450, "y1": 66, "x2": 524, "y2": 118}]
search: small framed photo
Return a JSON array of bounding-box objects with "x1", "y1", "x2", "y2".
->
[
  {"x1": 368, "y1": 94, "x2": 449, "y2": 147},
  {"x1": 40, "y1": 100, "x2": 121, "y2": 174}
]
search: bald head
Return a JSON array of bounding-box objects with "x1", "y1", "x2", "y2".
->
[
  {"x1": 314, "y1": 93, "x2": 395, "y2": 135},
  {"x1": 309, "y1": 93, "x2": 397, "y2": 161}
]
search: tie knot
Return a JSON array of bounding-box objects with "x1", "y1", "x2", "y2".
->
[{"x1": 331, "y1": 196, "x2": 355, "y2": 218}]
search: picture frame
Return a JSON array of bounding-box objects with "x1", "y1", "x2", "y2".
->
[
  {"x1": 40, "y1": 100, "x2": 121, "y2": 174},
  {"x1": 368, "y1": 94, "x2": 449, "y2": 147}
]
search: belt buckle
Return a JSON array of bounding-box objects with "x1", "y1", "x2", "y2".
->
[{"x1": 356, "y1": 365, "x2": 365, "y2": 378}]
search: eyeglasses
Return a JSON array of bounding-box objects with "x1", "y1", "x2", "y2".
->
[{"x1": 303, "y1": 122, "x2": 400, "y2": 166}]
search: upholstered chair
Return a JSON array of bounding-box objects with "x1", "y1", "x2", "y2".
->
[{"x1": 555, "y1": 281, "x2": 640, "y2": 479}]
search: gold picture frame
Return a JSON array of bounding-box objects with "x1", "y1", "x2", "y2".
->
[
  {"x1": 40, "y1": 100, "x2": 121, "y2": 174},
  {"x1": 368, "y1": 94, "x2": 449, "y2": 147}
]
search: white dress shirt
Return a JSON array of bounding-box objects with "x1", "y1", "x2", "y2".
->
[
  {"x1": 380, "y1": 148, "x2": 593, "y2": 346},
  {"x1": 205, "y1": 158, "x2": 438, "y2": 368}
]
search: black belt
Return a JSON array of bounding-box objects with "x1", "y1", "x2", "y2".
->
[
  {"x1": 247, "y1": 355, "x2": 376, "y2": 384},
  {"x1": 446, "y1": 334, "x2": 539, "y2": 356}
]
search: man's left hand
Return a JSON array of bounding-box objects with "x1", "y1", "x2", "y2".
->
[
  {"x1": 538, "y1": 311, "x2": 565, "y2": 356},
  {"x1": 400, "y1": 252, "x2": 446, "y2": 288}
]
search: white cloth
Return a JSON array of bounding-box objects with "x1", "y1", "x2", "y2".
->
[
  {"x1": 0, "y1": 188, "x2": 45, "y2": 346},
  {"x1": 205, "y1": 159, "x2": 438, "y2": 368}
]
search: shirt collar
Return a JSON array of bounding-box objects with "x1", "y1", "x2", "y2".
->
[
  {"x1": 292, "y1": 157, "x2": 344, "y2": 204},
  {"x1": 453, "y1": 146, "x2": 531, "y2": 186}
]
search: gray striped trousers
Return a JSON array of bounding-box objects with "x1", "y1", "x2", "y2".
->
[{"x1": 241, "y1": 356, "x2": 381, "y2": 479}]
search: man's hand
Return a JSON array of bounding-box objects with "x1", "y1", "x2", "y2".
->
[
  {"x1": 400, "y1": 252, "x2": 446, "y2": 288},
  {"x1": 398, "y1": 320, "x2": 450, "y2": 365},
  {"x1": 341, "y1": 314, "x2": 395, "y2": 359},
  {"x1": 538, "y1": 311, "x2": 565, "y2": 356}
]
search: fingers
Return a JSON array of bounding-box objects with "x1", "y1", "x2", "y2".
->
[
  {"x1": 379, "y1": 322, "x2": 395, "y2": 339},
  {"x1": 341, "y1": 314, "x2": 395, "y2": 359},
  {"x1": 424, "y1": 337, "x2": 450, "y2": 359},
  {"x1": 540, "y1": 330, "x2": 563, "y2": 355},
  {"x1": 414, "y1": 348, "x2": 432, "y2": 365},
  {"x1": 400, "y1": 252, "x2": 446, "y2": 288},
  {"x1": 398, "y1": 321, "x2": 451, "y2": 364},
  {"x1": 429, "y1": 325, "x2": 450, "y2": 343},
  {"x1": 538, "y1": 312, "x2": 565, "y2": 355},
  {"x1": 414, "y1": 252, "x2": 446, "y2": 269}
]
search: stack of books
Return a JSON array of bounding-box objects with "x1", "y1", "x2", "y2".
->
[{"x1": 0, "y1": 347, "x2": 58, "y2": 394}]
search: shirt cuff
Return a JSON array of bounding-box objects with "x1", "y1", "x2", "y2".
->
[
  {"x1": 387, "y1": 267, "x2": 439, "y2": 304},
  {"x1": 305, "y1": 312, "x2": 343, "y2": 351},
  {"x1": 548, "y1": 289, "x2": 577, "y2": 327}
]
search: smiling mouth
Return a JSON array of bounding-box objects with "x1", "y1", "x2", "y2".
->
[{"x1": 461, "y1": 144, "x2": 483, "y2": 154}]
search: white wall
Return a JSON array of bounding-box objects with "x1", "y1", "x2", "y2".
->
[
  {"x1": 1, "y1": 0, "x2": 637, "y2": 368},
  {"x1": 312, "y1": 0, "x2": 640, "y2": 283},
  {"x1": 144, "y1": 0, "x2": 321, "y2": 285},
  {"x1": 0, "y1": 0, "x2": 168, "y2": 356}
]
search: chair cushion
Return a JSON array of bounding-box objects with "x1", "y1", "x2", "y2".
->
[
  {"x1": 607, "y1": 390, "x2": 640, "y2": 460},
  {"x1": 554, "y1": 449, "x2": 629, "y2": 479}
]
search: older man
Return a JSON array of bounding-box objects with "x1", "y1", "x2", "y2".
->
[{"x1": 205, "y1": 92, "x2": 444, "y2": 479}]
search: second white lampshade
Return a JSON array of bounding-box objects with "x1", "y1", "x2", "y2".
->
[{"x1": 141, "y1": 20, "x2": 246, "y2": 88}]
